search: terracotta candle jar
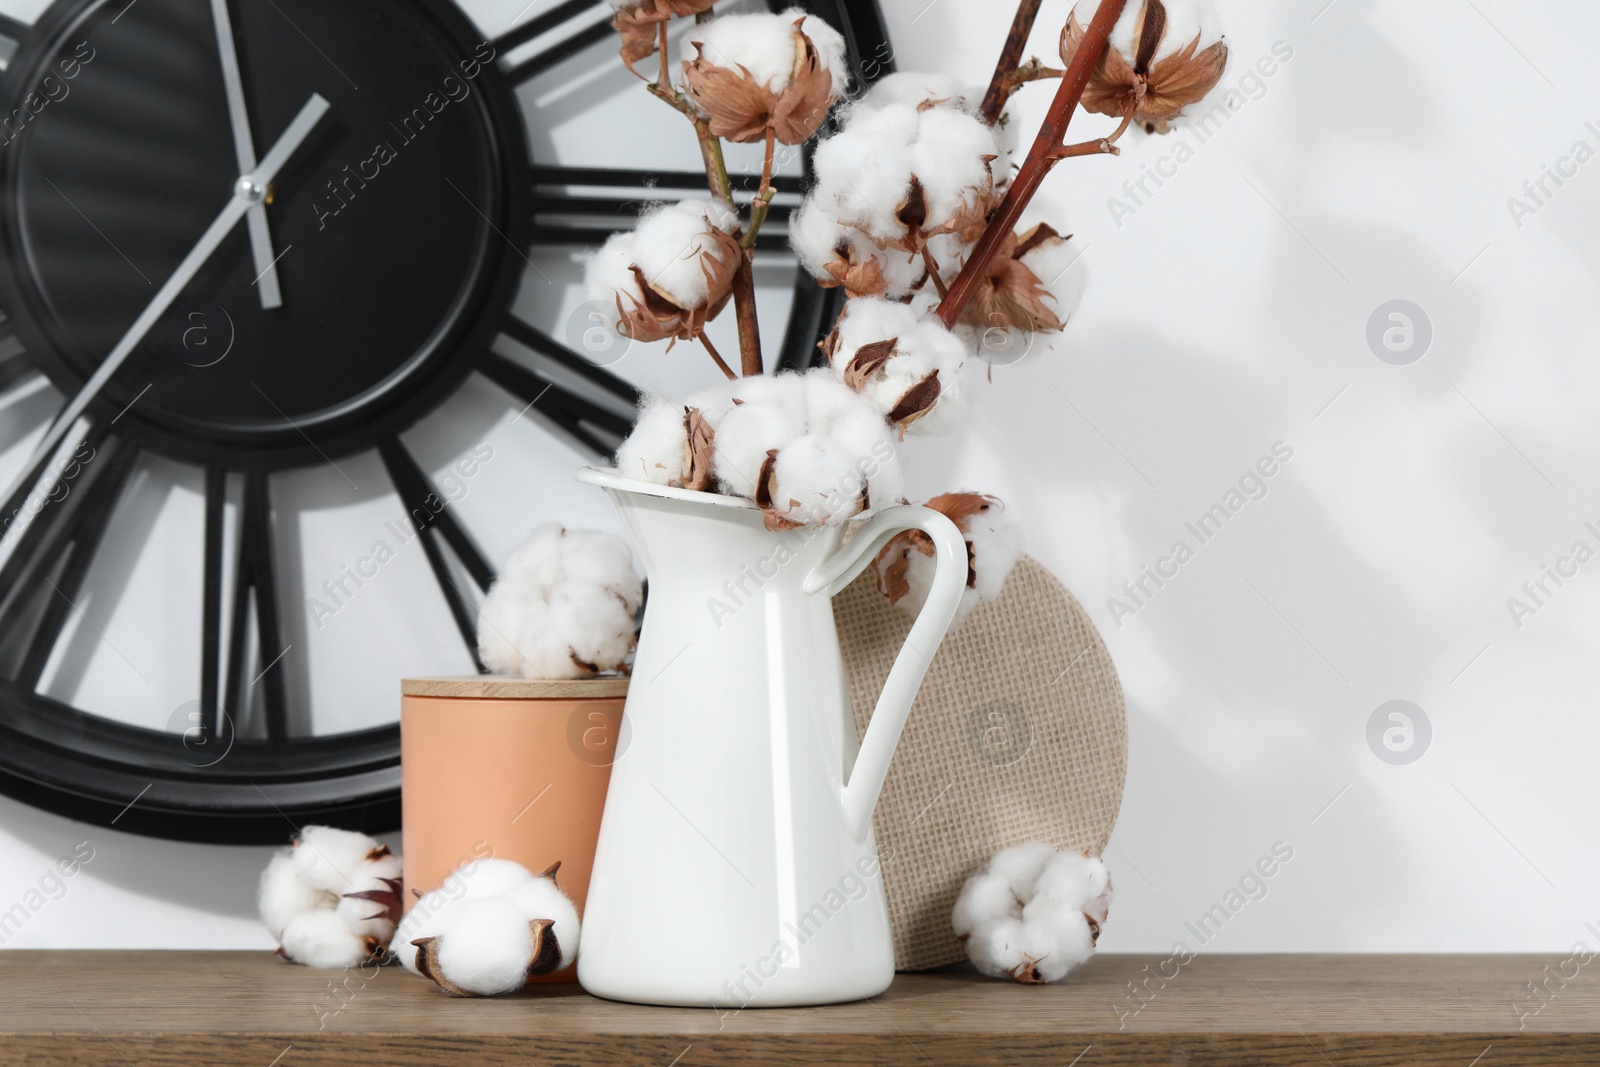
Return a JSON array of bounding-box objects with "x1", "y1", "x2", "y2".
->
[{"x1": 400, "y1": 675, "x2": 627, "y2": 983}]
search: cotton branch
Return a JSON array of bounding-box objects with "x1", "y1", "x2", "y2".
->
[
  {"x1": 977, "y1": 0, "x2": 1045, "y2": 125},
  {"x1": 937, "y1": 0, "x2": 1129, "y2": 329}
]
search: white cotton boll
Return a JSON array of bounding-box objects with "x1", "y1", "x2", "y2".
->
[
  {"x1": 986, "y1": 841, "x2": 1059, "y2": 891},
  {"x1": 952, "y1": 844, "x2": 1110, "y2": 983},
  {"x1": 631, "y1": 199, "x2": 738, "y2": 310},
  {"x1": 686, "y1": 10, "x2": 847, "y2": 97},
  {"x1": 768, "y1": 435, "x2": 862, "y2": 526},
  {"x1": 615, "y1": 397, "x2": 691, "y2": 486},
  {"x1": 796, "y1": 13, "x2": 848, "y2": 97},
  {"x1": 727, "y1": 371, "x2": 808, "y2": 418},
  {"x1": 557, "y1": 529, "x2": 643, "y2": 613},
  {"x1": 432, "y1": 898, "x2": 538, "y2": 997},
  {"x1": 907, "y1": 105, "x2": 1000, "y2": 229},
  {"x1": 393, "y1": 890, "x2": 459, "y2": 977},
  {"x1": 584, "y1": 230, "x2": 645, "y2": 315},
  {"x1": 1033, "y1": 851, "x2": 1113, "y2": 922},
  {"x1": 881, "y1": 493, "x2": 1021, "y2": 628},
  {"x1": 687, "y1": 12, "x2": 802, "y2": 92},
  {"x1": 454, "y1": 858, "x2": 539, "y2": 901},
  {"x1": 548, "y1": 583, "x2": 637, "y2": 673},
  {"x1": 502, "y1": 877, "x2": 582, "y2": 973},
  {"x1": 862, "y1": 71, "x2": 972, "y2": 112},
  {"x1": 1019, "y1": 229, "x2": 1088, "y2": 327},
  {"x1": 810, "y1": 104, "x2": 921, "y2": 244},
  {"x1": 497, "y1": 523, "x2": 569, "y2": 598},
  {"x1": 280, "y1": 911, "x2": 374, "y2": 970},
  {"x1": 477, "y1": 584, "x2": 541, "y2": 676},
  {"x1": 713, "y1": 400, "x2": 805, "y2": 498},
  {"x1": 291, "y1": 825, "x2": 387, "y2": 893},
  {"x1": 963, "y1": 496, "x2": 1024, "y2": 604},
  {"x1": 259, "y1": 853, "x2": 334, "y2": 941},
  {"x1": 1089, "y1": 0, "x2": 1224, "y2": 63},
  {"x1": 790, "y1": 200, "x2": 927, "y2": 299},
  {"x1": 480, "y1": 527, "x2": 643, "y2": 679},
  {"x1": 909, "y1": 354, "x2": 975, "y2": 437}
]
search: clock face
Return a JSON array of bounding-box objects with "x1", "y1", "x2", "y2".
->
[{"x1": 0, "y1": 0, "x2": 891, "y2": 842}]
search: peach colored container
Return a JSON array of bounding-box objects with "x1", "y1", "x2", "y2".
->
[{"x1": 400, "y1": 675, "x2": 627, "y2": 983}]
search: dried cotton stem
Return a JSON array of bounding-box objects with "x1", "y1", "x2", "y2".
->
[{"x1": 937, "y1": 0, "x2": 1129, "y2": 329}]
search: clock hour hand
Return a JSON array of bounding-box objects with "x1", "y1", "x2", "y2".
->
[
  {"x1": 211, "y1": 0, "x2": 282, "y2": 310},
  {"x1": 17, "y1": 94, "x2": 330, "y2": 484}
]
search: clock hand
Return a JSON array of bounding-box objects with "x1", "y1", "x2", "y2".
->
[
  {"x1": 210, "y1": 0, "x2": 282, "y2": 310},
  {"x1": 20, "y1": 93, "x2": 330, "y2": 481}
]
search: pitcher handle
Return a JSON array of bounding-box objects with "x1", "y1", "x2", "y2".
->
[{"x1": 803, "y1": 505, "x2": 967, "y2": 841}]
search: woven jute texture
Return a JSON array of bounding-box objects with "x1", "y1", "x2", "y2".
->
[{"x1": 833, "y1": 555, "x2": 1126, "y2": 971}]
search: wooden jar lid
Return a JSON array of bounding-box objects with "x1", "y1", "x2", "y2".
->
[{"x1": 401, "y1": 675, "x2": 630, "y2": 700}]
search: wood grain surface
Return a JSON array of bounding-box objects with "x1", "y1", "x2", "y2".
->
[
  {"x1": 2, "y1": 952, "x2": 1594, "y2": 1065},
  {"x1": 400, "y1": 676, "x2": 630, "y2": 699}
]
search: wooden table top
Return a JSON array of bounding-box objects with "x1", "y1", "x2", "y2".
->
[{"x1": 2, "y1": 951, "x2": 1594, "y2": 1065}]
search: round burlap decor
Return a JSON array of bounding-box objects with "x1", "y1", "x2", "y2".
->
[{"x1": 833, "y1": 555, "x2": 1126, "y2": 971}]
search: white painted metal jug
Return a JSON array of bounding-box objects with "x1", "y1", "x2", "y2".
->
[{"x1": 574, "y1": 466, "x2": 966, "y2": 1007}]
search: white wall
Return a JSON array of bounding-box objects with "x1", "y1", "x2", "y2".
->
[{"x1": 2, "y1": 0, "x2": 1598, "y2": 956}]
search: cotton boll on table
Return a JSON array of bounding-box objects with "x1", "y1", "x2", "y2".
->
[
  {"x1": 257, "y1": 826, "x2": 404, "y2": 969},
  {"x1": 394, "y1": 858, "x2": 581, "y2": 997},
  {"x1": 952, "y1": 844, "x2": 1112, "y2": 984}
]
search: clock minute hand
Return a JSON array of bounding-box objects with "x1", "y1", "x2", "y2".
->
[
  {"x1": 22, "y1": 93, "x2": 330, "y2": 477},
  {"x1": 211, "y1": 0, "x2": 282, "y2": 310}
]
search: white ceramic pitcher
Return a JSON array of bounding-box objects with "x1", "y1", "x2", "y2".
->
[{"x1": 574, "y1": 466, "x2": 967, "y2": 1007}]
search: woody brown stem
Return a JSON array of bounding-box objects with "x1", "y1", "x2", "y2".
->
[
  {"x1": 731, "y1": 258, "x2": 762, "y2": 376},
  {"x1": 978, "y1": 0, "x2": 1045, "y2": 125},
  {"x1": 698, "y1": 331, "x2": 737, "y2": 380},
  {"x1": 937, "y1": 0, "x2": 1129, "y2": 329},
  {"x1": 1009, "y1": 58, "x2": 1067, "y2": 88}
]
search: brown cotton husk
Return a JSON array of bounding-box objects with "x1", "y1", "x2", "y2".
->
[
  {"x1": 888, "y1": 173, "x2": 997, "y2": 255},
  {"x1": 614, "y1": 224, "x2": 740, "y2": 345},
  {"x1": 840, "y1": 337, "x2": 899, "y2": 391},
  {"x1": 871, "y1": 491, "x2": 995, "y2": 601},
  {"x1": 683, "y1": 406, "x2": 716, "y2": 491},
  {"x1": 526, "y1": 919, "x2": 563, "y2": 978},
  {"x1": 818, "y1": 243, "x2": 891, "y2": 297},
  {"x1": 612, "y1": 0, "x2": 719, "y2": 75},
  {"x1": 957, "y1": 224, "x2": 1068, "y2": 335},
  {"x1": 343, "y1": 877, "x2": 404, "y2": 925},
  {"x1": 1060, "y1": 1, "x2": 1227, "y2": 132},
  {"x1": 681, "y1": 20, "x2": 837, "y2": 145},
  {"x1": 411, "y1": 919, "x2": 566, "y2": 997},
  {"x1": 885, "y1": 371, "x2": 942, "y2": 434}
]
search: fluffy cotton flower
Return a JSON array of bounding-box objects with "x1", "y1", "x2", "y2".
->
[
  {"x1": 810, "y1": 101, "x2": 1000, "y2": 254},
  {"x1": 871, "y1": 492, "x2": 1022, "y2": 629},
  {"x1": 395, "y1": 859, "x2": 580, "y2": 997},
  {"x1": 750, "y1": 371, "x2": 905, "y2": 528},
  {"x1": 477, "y1": 525, "x2": 643, "y2": 679},
  {"x1": 953, "y1": 844, "x2": 1111, "y2": 984},
  {"x1": 956, "y1": 223, "x2": 1087, "y2": 363},
  {"x1": 1062, "y1": 0, "x2": 1227, "y2": 133},
  {"x1": 861, "y1": 71, "x2": 973, "y2": 111},
  {"x1": 790, "y1": 199, "x2": 929, "y2": 300},
  {"x1": 609, "y1": 0, "x2": 718, "y2": 74},
  {"x1": 820, "y1": 296, "x2": 969, "y2": 435},
  {"x1": 584, "y1": 199, "x2": 741, "y2": 344},
  {"x1": 612, "y1": 371, "x2": 904, "y2": 528},
  {"x1": 682, "y1": 10, "x2": 846, "y2": 144},
  {"x1": 613, "y1": 395, "x2": 715, "y2": 490},
  {"x1": 258, "y1": 826, "x2": 403, "y2": 969}
]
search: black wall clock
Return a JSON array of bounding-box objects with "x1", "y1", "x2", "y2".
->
[{"x1": 0, "y1": 0, "x2": 891, "y2": 843}]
